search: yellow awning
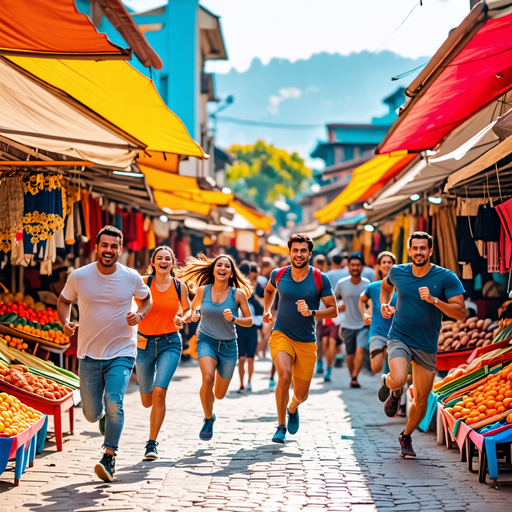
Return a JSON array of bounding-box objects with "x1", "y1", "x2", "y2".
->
[
  {"x1": 314, "y1": 152, "x2": 417, "y2": 224},
  {"x1": 229, "y1": 200, "x2": 274, "y2": 232},
  {"x1": 138, "y1": 151, "x2": 180, "y2": 173},
  {"x1": 8, "y1": 57, "x2": 205, "y2": 158},
  {"x1": 140, "y1": 165, "x2": 232, "y2": 216}
]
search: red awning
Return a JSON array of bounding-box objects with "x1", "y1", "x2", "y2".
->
[
  {"x1": 378, "y1": 7, "x2": 512, "y2": 154},
  {"x1": 0, "y1": 0, "x2": 130, "y2": 59}
]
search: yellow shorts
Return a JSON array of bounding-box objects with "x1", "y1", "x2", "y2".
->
[{"x1": 269, "y1": 330, "x2": 317, "y2": 381}]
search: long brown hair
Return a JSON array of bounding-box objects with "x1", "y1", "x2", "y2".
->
[
  {"x1": 376, "y1": 251, "x2": 396, "y2": 281},
  {"x1": 147, "y1": 245, "x2": 178, "y2": 277},
  {"x1": 178, "y1": 253, "x2": 253, "y2": 298}
]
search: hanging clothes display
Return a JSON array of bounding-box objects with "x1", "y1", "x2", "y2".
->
[
  {"x1": 474, "y1": 204, "x2": 501, "y2": 242},
  {"x1": 0, "y1": 175, "x2": 24, "y2": 252},
  {"x1": 496, "y1": 198, "x2": 512, "y2": 273},
  {"x1": 430, "y1": 203, "x2": 460, "y2": 276}
]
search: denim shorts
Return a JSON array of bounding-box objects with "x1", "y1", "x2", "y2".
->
[
  {"x1": 197, "y1": 332, "x2": 238, "y2": 380},
  {"x1": 136, "y1": 331, "x2": 182, "y2": 394}
]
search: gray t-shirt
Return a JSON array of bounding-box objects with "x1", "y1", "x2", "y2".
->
[
  {"x1": 334, "y1": 276, "x2": 370, "y2": 330},
  {"x1": 338, "y1": 266, "x2": 375, "y2": 283}
]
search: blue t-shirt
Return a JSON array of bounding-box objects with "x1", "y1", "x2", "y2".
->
[
  {"x1": 386, "y1": 264, "x2": 465, "y2": 353},
  {"x1": 271, "y1": 266, "x2": 333, "y2": 342},
  {"x1": 363, "y1": 281, "x2": 397, "y2": 339}
]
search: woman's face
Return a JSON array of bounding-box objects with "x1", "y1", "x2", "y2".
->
[
  {"x1": 379, "y1": 256, "x2": 394, "y2": 278},
  {"x1": 154, "y1": 249, "x2": 173, "y2": 276},
  {"x1": 214, "y1": 257, "x2": 233, "y2": 283}
]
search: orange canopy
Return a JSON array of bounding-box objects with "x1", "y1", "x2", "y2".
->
[
  {"x1": 314, "y1": 153, "x2": 417, "y2": 224},
  {"x1": 0, "y1": 0, "x2": 130, "y2": 59}
]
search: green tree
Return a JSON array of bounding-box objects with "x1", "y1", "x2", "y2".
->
[{"x1": 226, "y1": 140, "x2": 312, "y2": 213}]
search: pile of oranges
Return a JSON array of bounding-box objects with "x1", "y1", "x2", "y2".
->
[
  {"x1": 2, "y1": 335, "x2": 28, "y2": 351},
  {"x1": 446, "y1": 365, "x2": 512, "y2": 426},
  {"x1": 0, "y1": 392, "x2": 43, "y2": 436}
]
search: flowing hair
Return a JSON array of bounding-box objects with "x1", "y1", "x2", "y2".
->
[
  {"x1": 147, "y1": 245, "x2": 178, "y2": 277},
  {"x1": 178, "y1": 253, "x2": 253, "y2": 298},
  {"x1": 376, "y1": 251, "x2": 396, "y2": 281}
]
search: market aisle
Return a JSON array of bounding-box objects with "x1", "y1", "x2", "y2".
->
[{"x1": 1, "y1": 360, "x2": 511, "y2": 511}]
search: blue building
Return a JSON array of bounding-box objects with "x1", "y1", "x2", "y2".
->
[
  {"x1": 76, "y1": 0, "x2": 227, "y2": 180},
  {"x1": 301, "y1": 87, "x2": 406, "y2": 225}
]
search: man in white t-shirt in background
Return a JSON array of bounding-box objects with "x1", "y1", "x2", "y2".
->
[{"x1": 57, "y1": 226, "x2": 152, "y2": 482}]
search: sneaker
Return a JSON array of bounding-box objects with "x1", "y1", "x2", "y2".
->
[
  {"x1": 269, "y1": 378, "x2": 276, "y2": 389},
  {"x1": 378, "y1": 374, "x2": 391, "y2": 403},
  {"x1": 247, "y1": 382, "x2": 252, "y2": 391},
  {"x1": 399, "y1": 433, "x2": 416, "y2": 458},
  {"x1": 316, "y1": 360, "x2": 324, "y2": 374},
  {"x1": 237, "y1": 384, "x2": 245, "y2": 393},
  {"x1": 324, "y1": 366, "x2": 332, "y2": 382},
  {"x1": 334, "y1": 356, "x2": 344, "y2": 368},
  {"x1": 94, "y1": 453, "x2": 115, "y2": 482},
  {"x1": 350, "y1": 377, "x2": 361, "y2": 388},
  {"x1": 199, "y1": 414, "x2": 216, "y2": 441},
  {"x1": 384, "y1": 389, "x2": 403, "y2": 418},
  {"x1": 287, "y1": 407, "x2": 299, "y2": 435},
  {"x1": 144, "y1": 440, "x2": 159, "y2": 460},
  {"x1": 99, "y1": 415, "x2": 105, "y2": 436},
  {"x1": 272, "y1": 425, "x2": 287, "y2": 444}
]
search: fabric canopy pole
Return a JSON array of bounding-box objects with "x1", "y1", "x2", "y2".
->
[
  {"x1": 0, "y1": 59, "x2": 139, "y2": 168},
  {"x1": 8, "y1": 57, "x2": 206, "y2": 159}
]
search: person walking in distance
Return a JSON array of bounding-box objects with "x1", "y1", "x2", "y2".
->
[
  {"x1": 359, "y1": 251, "x2": 397, "y2": 374},
  {"x1": 334, "y1": 253, "x2": 370, "y2": 388},
  {"x1": 312, "y1": 254, "x2": 328, "y2": 375},
  {"x1": 57, "y1": 226, "x2": 153, "y2": 482},
  {"x1": 135, "y1": 246, "x2": 191, "y2": 460},
  {"x1": 180, "y1": 254, "x2": 253, "y2": 441},
  {"x1": 379, "y1": 232, "x2": 465, "y2": 458},
  {"x1": 263, "y1": 234, "x2": 337, "y2": 444}
]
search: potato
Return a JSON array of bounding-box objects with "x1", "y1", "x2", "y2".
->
[
  {"x1": 453, "y1": 341, "x2": 461, "y2": 350},
  {"x1": 458, "y1": 322, "x2": 467, "y2": 331},
  {"x1": 468, "y1": 321, "x2": 477, "y2": 330},
  {"x1": 476, "y1": 339, "x2": 485, "y2": 347},
  {"x1": 467, "y1": 316, "x2": 478, "y2": 324},
  {"x1": 477, "y1": 319, "x2": 484, "y2": 329},
  {"x1": 479, "y1": 331, "x2": 486, "y2": 339},
  {"x1": 444, "y1": 337, "x2": 453, "y2": 347},
  {"x1": 485, "y1": 332, "x2": 494, "y2": 340},
  {"x1": 483, "y1": 318, "x2": 493, "y2": 330},
  {"x1": 482, "y1": 339, "x2": 492, "y2": 347},
  {"x1": 471, "y1": 331, "x2": 480, "y2": 340},
  {"x1": 460, "y1": 335, "x2": 470, "y2": 347},
  {"x1": 468, "y1": 339, "x2": 478, "y2": 348}
]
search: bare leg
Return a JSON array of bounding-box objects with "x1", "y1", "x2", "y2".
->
[
  {"x1": 198, "y1": 356, "x2": 217, "y2": 419},
  {"x1": 404, "y1": 362, "x2": 435, "y2": 436},
  {"x1": 351, "y1": 347, "x2": 366, "y2": 378},
  {"x1": 214, "y1": 374, "x2": 232, "y2": 400},
  {"x1": 270, "y1": 362, "x2": 277, "y2": 380},
  {"x1": 149, "y1": 387, "x2": 167, "y2": 441},
  {"x1": 326, "y1": 337, "x2": 336, "y2": 368},
  {"x1": 346, "y1": 353, "x2": 355, "y2": 376},
  {"x1": 247, "y1": 357, "x2": 254, "y2": 383},
  {"x1": 273, "y1": 351, "x2": 293, "y2": 425},
  {"x1": 238, "y1": 356, "x2": 246, "y2": 387},
  {"x1": 288, "y1": 377, "x2": 312, "y2": 414},
  {"x1": 386, "y1": 357, "x2": 409, "y2": 391},
  {"x1": 370, "y1": 348, "x2": 387, "y2": 374}
]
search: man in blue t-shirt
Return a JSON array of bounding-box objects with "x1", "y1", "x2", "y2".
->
[
  {"x1": 263, "y1": 233, "x2": 337, "y2": 444},
  {"x1": 379, "y1": 231, "x2": 466, "y2": 459}
]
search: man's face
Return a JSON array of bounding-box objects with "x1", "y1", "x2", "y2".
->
[
  {"x1": 408, "y1": 238, "x2": 432, "y2": 267},
  {"x1": 95, "y1": 235, "x2": 122, "y2": 267},
  {"x1": 348, "y1": 259, "x2": 362, "y2": 277},
  {"x1": 289, "y1": 242, "x2": 311, "y2": 269}
]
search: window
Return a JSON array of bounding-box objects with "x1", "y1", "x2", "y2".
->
[{"x1": 334, "y1": 146, "x2": 345, "y2": 163}]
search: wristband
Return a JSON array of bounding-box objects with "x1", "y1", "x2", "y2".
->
[
  {"x1": 310, "y1": 310, "x2": 316, "y2": 317},
  {"x1": 136, "y1": 312, "x2": 144, "y2": 321},
  {"x1": 231, "y1": 316, "x2": 238, "y2": 323}
]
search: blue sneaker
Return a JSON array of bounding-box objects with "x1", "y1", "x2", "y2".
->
[
  {"x1": 99, "y1": 415, "x2": 105, "y2": 436},
  {"x1": 316, "y1": 360, "x2": 324, "y2": 374},
  {"x1": 272, "y1": 424, "x2": 287, "y2": 444},
  {"x1": 144, "y1": 440, "x2": 159, "y2": 460},
  {"x1": 247, "y1": 382, "x2": 252, "y2": 391},
  {"x1": 94, "y1": 453, "x2": 115, "y2": 482},
  {"x1": 324, "y1": 366, "x2": 332, "y2": 382},
  {"x1": 269, "y1": 378, "x2": 276, "y2": 389},
  {"x1": 199, "y1": 414, "x2": 216, "y2": 441},
  {"x1": 287, "y1": 407, "x2": 299, "y2": 435}
]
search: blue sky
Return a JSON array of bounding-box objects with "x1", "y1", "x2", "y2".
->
[{"x1": 125, "y1": 0, "x2": 470, "y2": 73}]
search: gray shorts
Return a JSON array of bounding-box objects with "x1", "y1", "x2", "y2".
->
[
  {"x1": 369, "y1": 335, "x2": 387, "y2": 359},
  {"x1": 341, "y1": 327, "x2": 369, "y2": 355},
  {"x1": 387, "y1": 339, "x2": 437, "y2": 373}
]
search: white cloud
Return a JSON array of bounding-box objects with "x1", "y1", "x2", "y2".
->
[{"x1": 267, "y1": 87, "x2": 302, "y2": 115}]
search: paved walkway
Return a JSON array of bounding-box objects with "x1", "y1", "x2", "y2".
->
[{"x1": 1, "y1": 360, "x2": 512, "y2": 511}]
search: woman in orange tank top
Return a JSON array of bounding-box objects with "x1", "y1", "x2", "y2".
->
[{"x1": 135, "y1": 246, "x2": 191, "y2": 460}]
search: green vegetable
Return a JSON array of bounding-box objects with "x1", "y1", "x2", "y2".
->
[
  {"x1": 2, "y1": 313, "x2": 18, "y2": 324},
  {"x1": 19, "y1": 317, "x2": 27, "y2": 327}
]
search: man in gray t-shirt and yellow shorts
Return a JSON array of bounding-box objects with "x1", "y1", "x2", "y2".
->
[{"x1": 379, "y1": 232, "x2": 465, "y2": 459}]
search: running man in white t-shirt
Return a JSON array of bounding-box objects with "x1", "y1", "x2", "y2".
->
[{"x1": 57, "y1": 226, "x2": 153, "y2": 482}]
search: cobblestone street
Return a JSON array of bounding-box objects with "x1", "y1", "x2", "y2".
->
[{"x1": 1, "y1": 360, "x2": 511, "y2": 512}]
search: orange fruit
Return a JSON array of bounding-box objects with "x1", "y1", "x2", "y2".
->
[
  {"x1": 506, "y1": 390, "x2": 512, "y2": 398},
  {"x1": 487, "y1": 400, "x2": 497, "y2": 409},
  {"x1": 454, "y1": 412, "x2": 462, "y2": 419},
  {"x1": 496, "y1": 395, "x2": 505, "y2": 402},
  {"x1": 487, "y1": 409, "x2": 497, "y2": 417},
  {"x1": 498, "y1": 406, "x2": 506, "y2": 413},
  {"x1": 465, "y1": 402, "x2": 476, "y2": 409},
  {"x1": 479, "y1": 413, "x2": 487, "y2": 420},
  {"x1": 466, "y1": 418, "x2": 473, "y2": 425},
  {"x1": 478, "y1": 405, "x2": 487, "y2": 413},
  {"x1": 503, "y1": 398, "x2": 512, "y2": 408},
  {"x1": 508, "y1": 413, "x2": 512, "y2": 423}
]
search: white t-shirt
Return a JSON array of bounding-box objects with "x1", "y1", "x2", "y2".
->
[{"x1": 62, "y1": 263, "x2": 149, "y2": 360}]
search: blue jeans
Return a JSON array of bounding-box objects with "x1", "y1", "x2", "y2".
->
[
  {"x1": 79, "y1": 356, "x2": 134, "y2": 452},
  {"x1": 197, "y1": 332, "x2": 238, "y2": 380},
  {"x1": 136, "y1": 332, "x2": 182, "y2": 394}
]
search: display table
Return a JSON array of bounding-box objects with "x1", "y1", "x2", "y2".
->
[{"x1": 0, "y1": 415, "x2": 47, "y2": 485}]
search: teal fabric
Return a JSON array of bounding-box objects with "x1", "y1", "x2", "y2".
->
[{"x1": 417, "y1": 391, "x2": 438, "y2": 432}]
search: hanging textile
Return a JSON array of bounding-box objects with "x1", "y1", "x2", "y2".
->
[
  {"x1": 487, "y1": 242, "x2": 500, "y2": 273},
  {"x1": 496, "y1": 198, "x2": 512, "y2": 273},
  {"x1": 430, "y1": 203, "x2": 460, "y2": 276},
  {"x1": 0, "y1": 175, "x2": 24, "y2": 252}
]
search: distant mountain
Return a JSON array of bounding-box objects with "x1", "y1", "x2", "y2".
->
[{"x1": 212, "y1": 51, "x2": 429, "y2": 168}]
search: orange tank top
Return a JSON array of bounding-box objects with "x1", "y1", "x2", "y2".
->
[{"x1": 136, "y1": 276, "x2": 181, "y2": 336}]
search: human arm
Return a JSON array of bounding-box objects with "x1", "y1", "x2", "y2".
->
[
  {"x1": 359, "y1": 293, "x2": 372, "y2": 326},
  {"x1": 57, "y1": 294, "x2": 78, "y2": 337},
  {"x1": 263, "y1": 280, "x2": 277, "y2": 324},
  {"x1": 223, "y1": 290, "x2": 253, "y2": 327},
  {"x1": 127, "y1": 291, "x2": 152, "y2": 326},
  {"x1": 334, "y1": 282, "x2": 346, "y2": 312},
  {"x1": 175, "y1": 283, "x2": 191, "y2": 328},
  {"x1": 182, "y1": 286, "x2": 203, "y2": 323},
  {"x1": 380, "y1": 278, "x2": 396, "y2": 319},
  {"x1": 418, "y1": 288, "x2": 466, "y2": 321},
  {"x1": 296, "y1": 294, "x2": 338, "y2": 319}
]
